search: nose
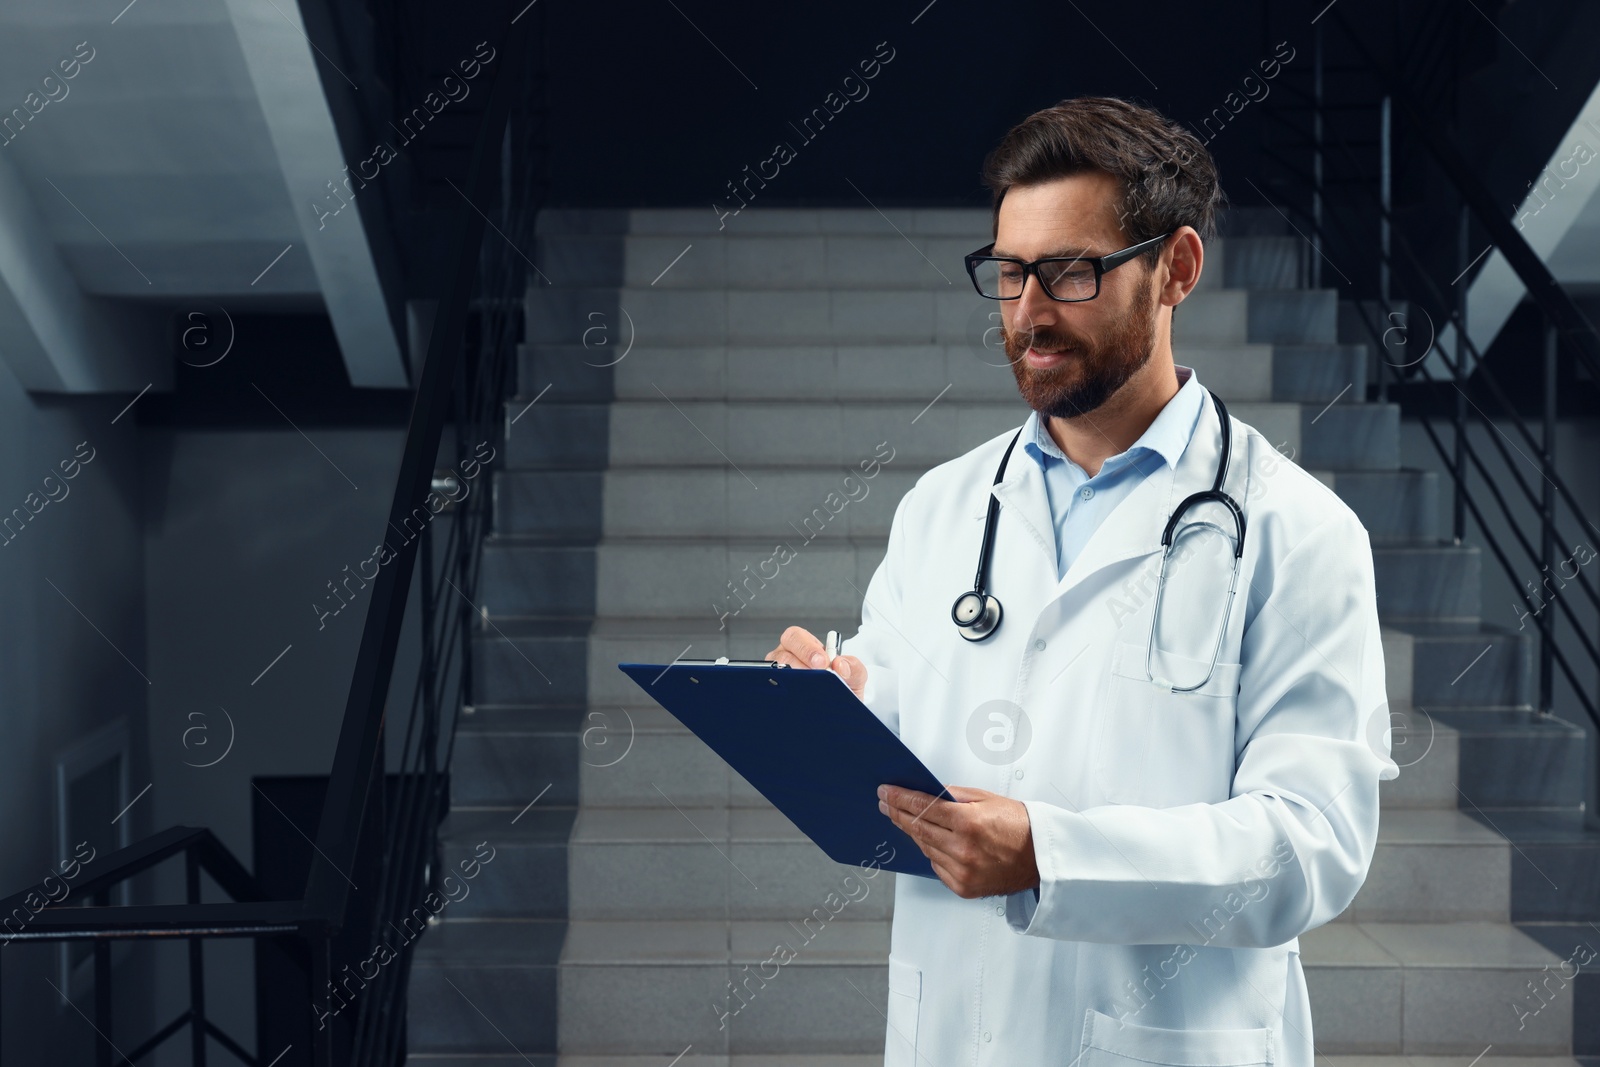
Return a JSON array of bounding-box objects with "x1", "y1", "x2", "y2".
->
[{"x1": 1007, "y1": 270, "x2": 1059, "y2": 338}]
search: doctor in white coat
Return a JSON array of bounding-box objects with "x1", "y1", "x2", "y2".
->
[{"x1": 767, "y1": 96, "x2": 1397, "y2": 1067}]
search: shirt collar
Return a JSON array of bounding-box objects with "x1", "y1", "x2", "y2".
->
[{"x1": 1021, "y1": 364, "x2": 1204, "y2": 475}]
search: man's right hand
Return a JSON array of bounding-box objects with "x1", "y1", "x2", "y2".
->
[{"x1": 765, "y1": 625, "x2": 867, "y2": 699}]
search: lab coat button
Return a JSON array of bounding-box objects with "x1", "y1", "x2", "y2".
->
[
  {"x1": 995, "y1": 903, "x2": 1004, "y2": 915},
  {"x1": 1014, "y1": 768, "x2": 1024, "y2": 779},
  {"x1": 1033, "y1": 638, "x2": 1046, "y2": 651},
  {"x1": 984, "y1": 1031, "x2": 992, "y2": 1042}
]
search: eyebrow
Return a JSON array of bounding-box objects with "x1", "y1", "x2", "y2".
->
[{"x1": 991, "y1": 246, "x2": 1099, "y2": 260}]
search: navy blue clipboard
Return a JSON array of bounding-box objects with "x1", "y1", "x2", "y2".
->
[{"x1": 617, "y1": 661, "x2": 951, "y2": 879}]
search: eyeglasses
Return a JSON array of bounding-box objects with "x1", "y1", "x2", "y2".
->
[{"x1": 964, "y1": 232, "x2": 1173, "y2": 302}]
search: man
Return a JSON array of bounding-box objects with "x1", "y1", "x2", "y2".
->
[{"x1": 766, "y1": 97, "x2": 1396, "y2": 1067}]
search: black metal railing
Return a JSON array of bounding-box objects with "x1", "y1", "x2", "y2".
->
[
  {"x1": 1258, "y1": 4, "x2": 1600, "y2": 780},
  {"x1": 0, "y1": 7, "x2": 541, "y2": 1064}
]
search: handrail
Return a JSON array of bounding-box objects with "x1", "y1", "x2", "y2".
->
[
  {"x1": 300, "y1": 7, "x2": 535, "y2": 932},
  {"x1": 1329, "y1": 8, "x2": 1600, "y2": 383},
  {"x1": 0, "y1": 8, "x2": 541, "y2": 1064},
  {"x1": 0, "y1": 827, "x2": 259, "y2": 917},
  {"x1": 1256, "y1": 4, "x2": 1600, "y2": 764}
]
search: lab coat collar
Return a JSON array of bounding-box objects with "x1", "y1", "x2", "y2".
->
[{"x1": 989, "y1": 373, "x2": 1228, "y2": 601}]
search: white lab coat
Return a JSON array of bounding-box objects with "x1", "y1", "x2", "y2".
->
[{"x1": 841, "y1": 383, "x2": 1398, "y2": 1067}]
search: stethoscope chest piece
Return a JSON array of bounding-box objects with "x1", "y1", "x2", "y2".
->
[{"x1": 951, "y1": 590, "x2": 1002, "y2": 642}]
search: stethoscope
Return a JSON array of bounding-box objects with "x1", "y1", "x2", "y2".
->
[{"x1": 950, "y1": 390, "x2": 1247, "y2": 692}]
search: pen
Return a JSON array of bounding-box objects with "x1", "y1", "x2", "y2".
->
[{"x1": 825, "y1": 630, "x2": 840, "y2": 663}]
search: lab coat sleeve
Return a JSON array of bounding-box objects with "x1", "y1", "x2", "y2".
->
[
  {"x1": 839, "y1": 483, "x2": 918, "y2": 735},
  {"x1": 1006, "y1": 512, "x2": 1399, "y2": 947}
]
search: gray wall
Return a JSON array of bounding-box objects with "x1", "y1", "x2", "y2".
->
[
  {"x1": 140, "y1": 425, "x2": 418, "y2": 1063},
  {"x1": 0, "y1": 363, "x2": 147, "y2": 1062}
]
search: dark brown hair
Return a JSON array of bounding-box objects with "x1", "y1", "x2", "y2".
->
[{"x1": 980, "y1": 96, "x2": 1225, "y2": 268}]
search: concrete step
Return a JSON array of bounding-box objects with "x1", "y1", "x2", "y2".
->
[
  {"x1": 1479, "y1": 813, "x2": 1600, "y2": 924},
  {"x1": 1213, "y1": 235, "x2": 1304, "y2": 290},
  {"x1": 1371, "y1": 544, "x2": 1482, "y2": 622},
  {"x1": 564, "y1": 806, "x2": 893, "y2": 922},
  {"x1": 410, "y1": 1057, "x2": 885, "y2": 1066},
  {"x1": 414, "y1": 1058, "x2": 1589, "y2": 1067},
  {"x1": 1518, "y1": 924, "x2": 1600, "y2": 1054},
  {"x1": 1245, "y1": 288, "x2": 1338, "y2": 344},
  {"x1": 407, "y1": 918, "x2": 564, "y2": 1055},
  {"x1": 438, "y1": 808, "x2": 576, "y2": 919},
  {"x1": 535, "y1": 206, "x2": 992, "y2": 237},
  {"x1": 531, "y1": 232, "x2": 1306, "y2": 293},
  {"x1": 1434, "y1": 710, "x2": 1589, "y2": 811},
  {"x1": 537, "y1": 232, "x2": 976, "y2": 291},
  {"x1": 492, "y1": 463, "x2": 1434, "y2": 544},
  {"x1": 491, "y1": 465, "x2": 918, "y2": 542},
  {"x1": 414, "y1": 917, "x2": 1576, "y2": 1056},
  {"x1": 553, "y1": 918, "x2": 892, "y2": 1055},
  {"x1": 1300, "y1": 921, "x2": 1575, "y2": 1054},
  {"x1": 1338, "y1": 809, "x2": 1509, "y2": 923},
  {"x1": 410, "y1": 1058, "x2": 888, "y2": 1066},
  {"x1": 1321, "y1": 469, "x2": 1440, "y2": 543},
  {"x1": 1376, "y1": 704, "x2": 1461, "y2": 811},
  {"x1": 513, "y1": 339, "x2": 1355, "y2": 406},
  {"x1": 1271, "y1": 342, "x2": 1369, "y2": 402},
  {"x1": 526, "y1": 287, "x2": 1322, "y2": 347},
  {"x1": 502, "y1": 398, "x2": 1399, "y2": 471},
  {"x1": 477, "y1": 535, "x2": 1482, "y2": 623},
  {"x1": 1398, "y1": 622, "x2": 1535, "y2": 708}
]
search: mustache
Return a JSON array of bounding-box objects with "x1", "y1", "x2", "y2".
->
[{"x1": 1004, "y1": 324, "x2": 1088, "y2": 355}]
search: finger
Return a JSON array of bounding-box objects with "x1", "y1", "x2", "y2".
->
[
  {"x1": 767, "y1": 648, "x2": 807, "y2": 669},
  {"x1": 943, "y1": 785, "x2": 998, "y2": 804},
  {"x1": 831, "y1": 654, "x2": 865, "y2": 691},
  {"x1": 780, "y1": 625, "x2": 829, "y2": 669},
  {"x1": 881, "y1": 786, "x2": 961, "y2": 832},
  {"x1": 884, "y1": 804, "x2": 963, "y2": 868},
  {"x1": 881, "y1": 796, "x2": 964, "y2": 860}
]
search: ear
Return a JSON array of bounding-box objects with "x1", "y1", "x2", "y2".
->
[{"x1": 1159, "y1": 227, "x2": 1205, "y2": 309}]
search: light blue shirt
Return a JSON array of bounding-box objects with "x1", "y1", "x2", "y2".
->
[{"x1": 1021, "y1": 364, "x2": 1206, "y2": 580}]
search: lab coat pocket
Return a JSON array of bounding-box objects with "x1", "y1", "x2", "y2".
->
[
  {"x1": 1078, "y1": 1007, "x2": 1274, "y2": 1067},
  {"x1": 884, "y1": 955, "x2": 922, "y2": 1067},
  {"x1": 1094, "y1": 642, "x2": 1242, "y2": 806}
]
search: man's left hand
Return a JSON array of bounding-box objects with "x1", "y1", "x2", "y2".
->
[{"x1": 878, "y1": 784, "x2": 1040, "y2": 899}]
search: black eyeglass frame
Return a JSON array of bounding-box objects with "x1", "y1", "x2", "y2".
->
[{"x1": 964, "y1": 231, "x2": 1175, "y2": 302}]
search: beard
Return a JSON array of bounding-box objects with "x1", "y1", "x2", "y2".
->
[{"x1": 1003, "y1": 268, "x2": 1158, "y2": 419}]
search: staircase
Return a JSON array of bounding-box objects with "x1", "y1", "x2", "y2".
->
[{"x1": 402, "y1": 206, "x2": 1599, "y2": 1066}]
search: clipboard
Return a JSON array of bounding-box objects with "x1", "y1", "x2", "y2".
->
[{"x1": 617, "y1": 660, "x2": 952, "y2": 879}]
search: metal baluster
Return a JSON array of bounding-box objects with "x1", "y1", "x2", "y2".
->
[
  {"x1": 186, "y1": 850, "x2": 206, "y2": 1066},
  {"x1": 312, "y1": 933, "x2": 333, "y2": 1067},
  {"x1": 93, "y1": 888, "x2": 111, "y2": 1067},
  {"x1": 1453, "y1": 204, "x2": 1468, "y2": 544},
  {"x1": 1311, "y1": 20, "x2": 1323, "y2": 292},
  {"x1": 1378, "y1": 94, "x2": 1392, "y2": 404},
  {"x1": 1540, "y1": 321, "x2": 1558, "y2": 716}
]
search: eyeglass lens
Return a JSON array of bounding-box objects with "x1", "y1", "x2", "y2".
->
[{"x1": 972, "y1": 258, "x2": 1098, "y2": 300}]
